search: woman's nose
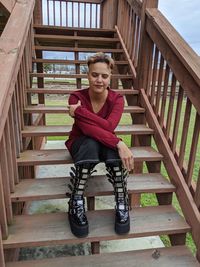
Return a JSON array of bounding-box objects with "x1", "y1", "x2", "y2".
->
[{"x1": 96, "y1": 75, "x2": 102, "y2": 82}]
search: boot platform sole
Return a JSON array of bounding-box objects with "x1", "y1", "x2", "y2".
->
[
  {"x1": 115, "y1": 218, "x2": 130, "y2": 235},
  {"x1": 68, "y1": 214, "x2": 89, "y2": 238}
]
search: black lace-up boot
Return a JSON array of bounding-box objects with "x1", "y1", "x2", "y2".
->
[
  {"x1": 106, "y1": 163, "x2": 130, "y2": 234},
  {"x1": 68, "y1": 164, "x2": 95, "y2": 237}
]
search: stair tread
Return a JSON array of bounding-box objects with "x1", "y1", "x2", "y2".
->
[
  {"x1": 34, "y1": 34, "x2": 119, "y2": 42},
  {"x1": 3, "y1": 205, "x2": 190, "y2": 249},
  {"x1": 6, "y1": 246, "x2": 200, "y2": 267},
  {"x1": 24, "y1": 105, "x2": 145, "y2": 114},
  {"x1": 32, "y1": 59, "x2": 129, "y2": 64},
  {"x1": 30, "y1": 73, "x2": 133, "y2": 79},
  {"x1": 34, "y1": 46, "x2": 124, "y2": 53},
  {"x1": 17, "y1": 147, "x2": 163, "y2": 166},
  {"x1": 26, "y1": 88, "x2": 138, "y2": 95},
  {"x1": 22, "y1": 124, "x2": 154, "y2": 137},
  {"x1": 11, "y1": 173, "x2": 175, "y2": 202},
  {"x1": 34, "y1": 24, "x2": 116, "y2": 34}
]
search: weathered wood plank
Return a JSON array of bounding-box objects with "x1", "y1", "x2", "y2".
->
[
  {"x1": 11, "y1": 173, "x2": 175, "y2": 202},
  {"x1": 17, "y1": 147, "x2": 163, "y2": 166},
  {"x1": 5, "y1": 246, "x2": 200, "y2": 267},
  {"x1": 3, "y1": 205, "x2": 189, "y2": 249},
  {"x1": 0, "y1": 0, "x2": 15, "y2": 13},
  {"x1": 23, "y1": 105, "x2": 145, "y2": 114},
  {"x1": 21, "y1": 124, "x2": 153, "y2": 137}
]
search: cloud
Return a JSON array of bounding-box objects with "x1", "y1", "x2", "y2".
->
[{"x1": 159, "y1": 0, "x2": 200, "y2": 54}]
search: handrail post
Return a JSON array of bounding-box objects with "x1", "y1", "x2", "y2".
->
[
  {"x1": 101, "y1": 0, "x2": 119, "y2": 29},
  {"x1": 34, "y1": 0, "x2": 42, "y2": 25},
  {"x1": 135, "y1": 0, "x2": 158, "y2": 90},
  {"x1": 0, "y1": 227, "x2": 5, "y2": 267}
]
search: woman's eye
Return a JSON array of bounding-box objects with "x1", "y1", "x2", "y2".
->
[
  {"x1": 102, "y1": 74, "x2": 109, "y2": 79},
  {"x1": 91, "y1": 73, "x2": 98, "y2": 77}
]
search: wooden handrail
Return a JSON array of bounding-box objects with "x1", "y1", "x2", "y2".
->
[
  {"x1": 117, "y1": 0, "x2": 200, "y2": 261},
  {"x1": 0, "y1": 0, "x2": 16, "y2": 13},
  {"x1": 146, "y1": 8, "x2": 200, "y2": 115},
  {"x1": 0, "y1": 0, "x2": 35, "y2": 140}
]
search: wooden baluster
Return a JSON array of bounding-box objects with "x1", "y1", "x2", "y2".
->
[
  {"x1": 59, "y1": 1, "x2": 62, "y2": 26},
  {"x1": 150, "y1": 46, "x2": 159, "y2": 102},
  {"x1": 171, "y1": 85, "x2": 184, "y2": 154},
  {"x1": 159, "y1": 64, "x2": 170, "y2": 128},
  {"x1": 47, "y1": 0, "x2": 49, "y2": 25},
  {"x1": 4, "y1": 120, "x2": 15, "y2": 192},
  {"x1": 95, "y1": 4, "x2": 98, "y2": 28},
  {"x1": 0, "y1": 165, "x2": 8, "y2": 239},
  {"x1": 13, "y1": 90, "x2": 23, "y2": 153},
  {"x1": 185, "y1": 112, "x2": 200, "y2": 187},
  {"x1": 155, "y1": 55, "x2": 164, "y2": 116},
  {"x1": 72, "y1": 2, "x2": 74, "y2": 27},
  {"x1": 178, "y1": 98, "x2": 192, "y2": 170},
  {"x1": 90, "y1": 3, "x2": 92, "y2": 28},
  {"x1": 0, "y1": 135, "x2": 13, "y2": 224},
  {"x1": 194, "y1": 169, "x2": 200, "y2": 210},
  {"x1": 0, "y1": 227, "x2": 5, "y2": 267},
  {"x1": 84, "y1": 3, "x2": 86, "y2": 28},
  {"x1": 53, "y1": 0, "x2": 56, "y2": 26},
  {"x1": 8, "y1": 106, "x2": 19, "y2": 184},
  {"x1": 66, "y1": 1, "x2": 68, "y2": 27},
  {"x1": 130, "y1": 13, "x2": 136, "y2": 63},
  {"x1": 165, "y1": 74, "x2": 176, "y2": 140}
]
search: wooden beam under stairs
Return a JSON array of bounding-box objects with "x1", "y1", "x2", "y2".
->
[
  {"x1": 21, "y1": 124, "x2": 154, "y2": 137},
  {"x1": 5, "y1": 246, "x2": 200, "y2": 267},
  {"x1": 11, "y1": 173, "x2": 175, "y2": 202},
  {"x1": 3, "y1": 205, "x2": 190, "y2": 249},
  {"x1": 17, "y1": 147, "x2": 163, "y2": 166}
]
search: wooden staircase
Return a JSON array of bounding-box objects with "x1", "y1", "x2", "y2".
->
[{"x1": 2, "y1": 24, "x2": 199, "y2": 266}]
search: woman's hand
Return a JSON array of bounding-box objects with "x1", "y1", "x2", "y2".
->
[
  {"x1": 117, "y1": 141, "x2": 134, "y2": 171},
  {"x1": 68, "y1": 100, "x2": 81, "y2": 117}
]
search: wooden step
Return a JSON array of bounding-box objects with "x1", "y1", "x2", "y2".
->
[
  {"x1": 26, "y1": 88, "x2": 138, "y2": 95},
  {"x1": 6, "y1": 246, "x2": 199, "y2": 267},
  {"x1": 34, "y1": 24, "x2": 116, "y2": 37},
  {"x1": 11, "y1": 173, "x2": 175, "y2": 202},
  {"x1": 30, "y1": 73, "x2": 133, "y2": 79},
  {"x1": 32, "y1": 59, "x2": 129, "y2": 65},
  {"x1": 17, "y1": 147, "x2": 163, "y2": 166},
  {"x1": 21, "y1": 124, "x2": 153, "y2": 137},
  {"x1": 34, "y1": 46, "x2": 124, "y2": 53},
  {"x1": 34, "y1": 34, "x2": 120, "y2": 43},
  {"x1": 24, "y1": 105, "x2": 145, "y2": 114},
  {"x1": 3, "y1": 205, "x2": 190, "y2": 249}
]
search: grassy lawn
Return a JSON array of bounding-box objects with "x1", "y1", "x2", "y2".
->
[{"x1": 33, "y1": 95, "x2": 199, "y2": 255}]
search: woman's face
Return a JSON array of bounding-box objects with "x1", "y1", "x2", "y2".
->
[{"x1": 87, "y1": 62, "x2": 111, "y2": 95}]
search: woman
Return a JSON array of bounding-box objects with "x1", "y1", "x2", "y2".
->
[{"x1": 66, "y1": 52, "x2": 134, "y2": 238}]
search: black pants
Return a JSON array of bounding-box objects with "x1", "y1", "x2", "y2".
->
[{"x1": 71, "y1": 136, "x2": 121, "y2": 166}]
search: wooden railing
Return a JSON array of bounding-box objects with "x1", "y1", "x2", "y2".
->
[
  {"x1": 117, "y1": 0, "x2": 200, "y2": 261},
  {"x1": 0, "y1": 0, "x2": 35, "y2": 249},
  {"x1": 35, "y1": 0, "x2": 103, "y2": 28}
]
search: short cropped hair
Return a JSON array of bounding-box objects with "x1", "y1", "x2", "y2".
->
[{"x1": 87, "y1": 52, "x2": 115, "y2": 70}]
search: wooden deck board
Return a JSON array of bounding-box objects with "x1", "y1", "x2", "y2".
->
[
  {"x1": 21, "y1": 124, "x2": 154, "y2": 137},
  {"x1": 17, "y1": 147, "x2": 163, "y2": 166},
  {"x1": 11, "y1": 173, "x2": 175, "y2": 202},
  {"x1": 3, "y1": 206, "x2": 190, "y2": 249},
  {"x1": 6, "y1": 246, "x2": 200, "y2": 267},
  {"x1": 24, "y1": 105, "x2": 145, "y2": 114}
]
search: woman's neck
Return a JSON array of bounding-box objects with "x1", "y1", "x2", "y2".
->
[{"x1": 88, "y1": 88, "x2": 108, "y2": 103}]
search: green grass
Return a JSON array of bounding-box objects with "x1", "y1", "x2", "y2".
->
[{"x1": 33, "y1": 95, "x2": 199, "y2": 255}]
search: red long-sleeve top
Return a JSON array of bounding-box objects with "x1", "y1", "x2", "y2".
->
[{"x1": 65, "y1": 88, "x2": 124, "y2": 153}]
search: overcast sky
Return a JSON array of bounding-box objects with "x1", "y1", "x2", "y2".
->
[{"x1": 158, "y1": 0, "x2": 200, "y2": 55}]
